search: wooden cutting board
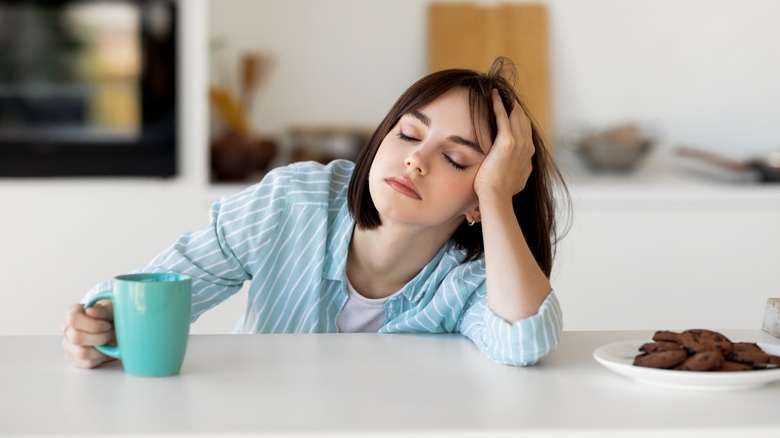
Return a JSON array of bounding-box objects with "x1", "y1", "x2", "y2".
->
[{"x1": 428, "y1": 3, "x2": 552, "y2": 145}]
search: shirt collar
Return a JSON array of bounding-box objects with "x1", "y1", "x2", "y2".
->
[
  {"x1": 324, "y1": 203, "x2": 457, "y2": 305},
  {"x1": 396, "y1": 239, "x2": 455, "y2": 303},
  {"x1": 323, "y1": 200, "x2": 354, "y2": 281}
]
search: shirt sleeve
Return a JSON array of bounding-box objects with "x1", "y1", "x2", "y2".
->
[
  {"x1": 457, "y1": 287, "x2": 563, "y2": 366},
  {"x1": 81, "y1": 166, "x2": 292, "y2": 322}
]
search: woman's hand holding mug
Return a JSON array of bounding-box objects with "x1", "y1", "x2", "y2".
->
[
  {"x1": 65, "y1": 273, "x2": 192, "y2": 377},
  {"x1": 62, "y1": 300, "x2": 117, "y2": 369}
]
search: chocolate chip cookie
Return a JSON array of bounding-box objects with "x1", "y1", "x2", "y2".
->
[
  {"x1": 651, "y1": 330, "x2": 682, "y2": 344},
  {"x1": 633, "y1": 349, "x2": 688, "y2": 369},
  {"x1": 678, "y1": 350, "x2": 725, "y2": 371},
  {"x1": 632, "y1": 329, "x2": 779, "y2": 372},
  {"x1": 639, "y1": 341, "x2": 684, "y2": 354},
  {"x1": 716, "y1": 361, "x2": 753, "y2": 372},
  {"x1": 680, "y1": 329, "x2": 734, "y2": 356}
]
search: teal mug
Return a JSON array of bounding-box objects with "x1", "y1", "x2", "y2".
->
[{"x1": 84, "y1": 273, "x2": 192, "y2": 377}]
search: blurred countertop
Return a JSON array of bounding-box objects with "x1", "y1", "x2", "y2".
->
[
  {"x1": 559, "y1": 144, "x2": 780, "y2": 204},
  {"x1": 206, "y1": 145, "x2": 780, "y2": 205}
]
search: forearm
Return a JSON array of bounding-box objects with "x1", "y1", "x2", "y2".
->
[
  {"x1": 458, "y1": 291, "x2": 563, "y2": 366},
  {"x1": 480, "y1": 193, "x2": 552, "y2": 323}
]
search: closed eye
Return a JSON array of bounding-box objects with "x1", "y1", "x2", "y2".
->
[
  {"x1": 396, "y1": 132, "x2": 419, "y2": 142},
  {"x1": 444, "y1": 155, "x2": 466, "y2": 171}
]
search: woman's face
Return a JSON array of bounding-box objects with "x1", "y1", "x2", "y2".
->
[{"x1": 368, "y1": 87, "x2": 490, "y2": 230}]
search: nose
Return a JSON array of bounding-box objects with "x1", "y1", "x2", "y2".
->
[{"x1": 404, "y1": 149, "x2": 428, "y2": 175}]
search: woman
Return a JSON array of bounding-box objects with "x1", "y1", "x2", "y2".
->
[{"x1": 63, "y1": 57, "x2": 569, "y2": 367}]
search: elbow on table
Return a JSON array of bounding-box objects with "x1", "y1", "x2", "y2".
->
[{"x1": 482, "y1": 338, "x2": 560, "y2": 367}]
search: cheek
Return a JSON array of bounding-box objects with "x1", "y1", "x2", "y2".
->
[
  {"x1": 460, "y1": 188, "x2": 479, "y2": 209},
  {"x1": 371, "y1": 139, "x2": 394, "y2": 166},
  {"x1": 437, "y1": 176, "x2": 478, "y2": 210},
  {"x1": 458, "y1": 174, "x2": 480, "y2": 204},
  {"x1": 367, "y1": 148, "x2": 388, "y2": 197}
]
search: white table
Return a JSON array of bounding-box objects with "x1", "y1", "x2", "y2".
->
[{"x1": 1, "y1": 330, "x2": 779, "y2": 437}]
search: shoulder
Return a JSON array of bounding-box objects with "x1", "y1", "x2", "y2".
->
[
  {"x1": 438, "y1": 246, "x2": 486, "y2": 291},
  {"x1": 284, "y1": 160, "x2": 354, "y2": 205},
  {"x1": 285, "y1": 159, "x2": 354, "y2": 182},
  {"x1": 219, "y1": 160, "x2": 354, "y2": 207},
  {"x1": 285, "y1": 159, "x2": 353, "y2": 194},
  {"x1": 209, "y1": 161, "x2": 355, "y2": 239}
]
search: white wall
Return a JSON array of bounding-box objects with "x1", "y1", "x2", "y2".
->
[
  {"x1": 552, "y1": 183, "x2": 780, "y2": 331},
  {"x1": 2, "y1": 0, "x2": 779, "y2": 336},
  {"x1": 0, "y1": 0, "x2": 244, "y2": 336},
  {"x1": 212, "y1": 0, "x2": 780, "y2": 157}
]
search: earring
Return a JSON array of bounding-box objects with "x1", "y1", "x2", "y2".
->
[{"x1": 468, "y1": 219, "x2": 476, "y2": 227}]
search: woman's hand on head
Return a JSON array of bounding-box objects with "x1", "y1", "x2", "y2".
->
[
  {"x1": 62, "y1": 300, "x2": 117, "y2": 369},
  {"x1": 474, "y1": 89, "x2": 535, "y2": 202}
]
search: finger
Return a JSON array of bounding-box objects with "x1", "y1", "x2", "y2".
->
[
  {"x1": 62, "y1": 338, "x2": 113, "y2": 369},
  {"x1": 504, "y1": 99, "x2": 534, "y2": 157},
  {"x1": 64, "y1": 324, "x2": 115, "y2": 347},
  {"x1": 84, "y1": 300, "x2": 114, "y2": 322},
  {"x1": 66, "y1": 303, "x2": 113, "y2": 334},
  {"x1": 492, "y1": 89, "x2": 512, "y2": 139},
  {"x1": 508, "y1": 102, "x2": 533, "y2": 146}
]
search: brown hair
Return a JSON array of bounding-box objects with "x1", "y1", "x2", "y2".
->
[{"x1": 347, "y1": 57, "x2": 569, "y2": 277}]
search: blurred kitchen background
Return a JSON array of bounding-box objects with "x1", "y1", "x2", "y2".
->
[{"x1": 1, "y1": 0, "x2": 778, "y2": 335}]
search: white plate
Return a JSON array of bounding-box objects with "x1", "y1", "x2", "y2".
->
[{"x1": 593, "y1": 340, "x2": 780, "y2": 390}]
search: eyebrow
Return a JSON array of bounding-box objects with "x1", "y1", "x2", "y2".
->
[{"x1": 407, "y1": 110, "x2": 485, "y2": 155}]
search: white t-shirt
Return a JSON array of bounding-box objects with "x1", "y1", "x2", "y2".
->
[{"x1": 336, "y1": 277, "x2": 400, "y2": 333}]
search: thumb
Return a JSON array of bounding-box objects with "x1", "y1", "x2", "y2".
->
[{"x1": 84, "y1": 300, "x2": 114, "y2": 322}]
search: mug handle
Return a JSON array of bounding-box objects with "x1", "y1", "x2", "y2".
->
[{"x1": 83, "y1": 291, "x2": 121, "y2": 360}]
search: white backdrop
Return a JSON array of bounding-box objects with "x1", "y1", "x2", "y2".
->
[
  {"x1": 2, "y1": 0, "x2": 779, "y2": 335},
  {"x1": 211, "y1": 0, "x2": 780, "y2": 157}
]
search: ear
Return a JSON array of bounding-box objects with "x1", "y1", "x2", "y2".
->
[{"x1": 465, "y1": 206, "x2": 481, "y2": 225}]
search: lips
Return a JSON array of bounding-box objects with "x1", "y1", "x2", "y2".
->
[{"x1": 385, "y1": 176, "x2": 422, "y2": 200}]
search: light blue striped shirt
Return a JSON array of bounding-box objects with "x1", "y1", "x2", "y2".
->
[{"x1": 87, "y1": 160, "x2": 562, "y2": 366}]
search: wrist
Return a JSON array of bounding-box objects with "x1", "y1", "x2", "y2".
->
[{"x1": 476, "y1": 187, "x2": 513, "y2": 209}]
